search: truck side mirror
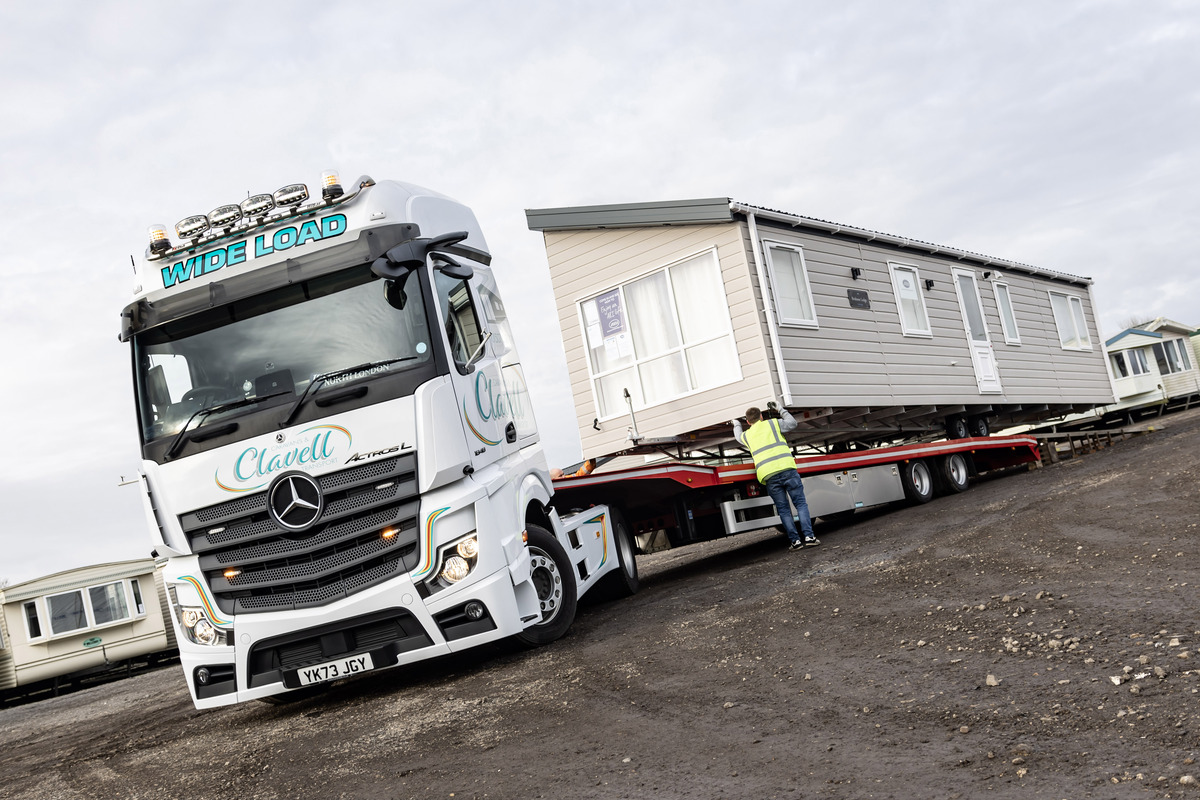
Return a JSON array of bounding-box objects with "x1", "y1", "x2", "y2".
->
[{"x1": 433, "y1": 253, "x2": 473, "y2": 280}]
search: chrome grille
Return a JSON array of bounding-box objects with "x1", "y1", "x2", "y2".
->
[{"x1": 181, "y1": 454, "x2": 419, "y2": 615}]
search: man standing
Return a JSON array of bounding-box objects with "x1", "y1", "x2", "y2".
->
[{"x1": 733, "y1": 402, "x2": 819, "y2": 551}]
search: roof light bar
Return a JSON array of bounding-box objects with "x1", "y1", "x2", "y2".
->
[
  {"x1": 208, "y1": 204, "x2": 242, "y2": 230},
  {"x1": 175, "y1": 215, "x2": 210, "y2": 241},
  {"x1": 241, "y1": 193, "x2": 274, "y2": 219},
  {"x1": 273, "y1": 183, "x2": 309, "y2": 208}
]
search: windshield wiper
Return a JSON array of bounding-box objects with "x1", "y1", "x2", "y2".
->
[
  {"x1": 165, "y1": 391, "x2": 291, "y2": 460},
  {"x1": 281, "y1": 357, "x2": 418, "y2": 429}
]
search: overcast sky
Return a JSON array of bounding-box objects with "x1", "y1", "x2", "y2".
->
[{"x1": 1, "y1": 1, "x2": 1196, "y2": 585}]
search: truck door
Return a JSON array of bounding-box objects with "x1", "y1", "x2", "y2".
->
[
  {"x1": 475, "y1": 272, "x2": 538, "y2": 450},
  {"x1": 951, "y1": 268, "x2": 1002, "y2": 394},
  {"x1": 433, "y1": 269, "x2": 513, "y2": 470}
]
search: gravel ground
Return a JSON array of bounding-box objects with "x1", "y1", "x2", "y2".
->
[{"x1": 2, "y1": 409, "x2": 1199, "y2": 800}]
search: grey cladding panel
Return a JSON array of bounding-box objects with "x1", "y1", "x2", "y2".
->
[{"x1": 526, "y1": 198, "x2": 734, "y2": 231}]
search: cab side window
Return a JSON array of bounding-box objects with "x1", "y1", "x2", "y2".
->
[{"x1": 434, "y1": 272, "x2": 484, "y2": 369}]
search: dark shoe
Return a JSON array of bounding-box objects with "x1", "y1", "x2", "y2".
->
[
  {"x1": 789, "y1": 539, "x2": 805, "y2": 551},
  {"x1": 804, "y1": 537, "x2": 821, "y2": 547}
]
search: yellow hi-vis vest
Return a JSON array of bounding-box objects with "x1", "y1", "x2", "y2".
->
[{"x1": 744, "y1": 418, "x2": 795, "y2": 484}]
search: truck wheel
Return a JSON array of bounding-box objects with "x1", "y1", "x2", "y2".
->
[
  {"x1": 900, "y1": 460, "x2": 935, "y2": 504},
  {"x1": 935, "y1": 453, "x2": 970, "y2": 494},
  {"x1": 515, "y1": 525, "x2": 578, "y2": 647},
  {"x1": 945, "y1": 417, "x2": 969, "y2": 440},
  {"x1": 968, "y1": 416, "x2": 990, "y2": 437},
  {"x1": 595, "y1": 508, "x2": 640, "y2": 600}
]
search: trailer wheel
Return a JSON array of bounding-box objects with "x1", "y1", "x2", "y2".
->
[
  {"x1": 945, "y1": 417, "x2": 969, "y2": 440},
  {"x1": 935, "y1": 453, "x2": 970, "y2": 494},
  {"x1": 900, "y1": 460, "x2": 935, "y2": 504},
  {"x1": 515, "y1": 525, "x2": 578, "y2": 647},
  {"x1": 595, "y1": 508, "x2": 640, "y2": 600},
  {"x1": 967, "y1": 416, "x2": 989, "y2": 437}
]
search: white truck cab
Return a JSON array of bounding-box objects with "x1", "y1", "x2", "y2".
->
[{"x1": 122, "y1": 174, "x2": 637, "y2": 707}]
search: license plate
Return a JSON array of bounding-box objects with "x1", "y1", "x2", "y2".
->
[{"x1": 297, "y1": 653, "x2": 374, "y2": 686}]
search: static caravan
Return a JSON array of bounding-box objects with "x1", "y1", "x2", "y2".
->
[
  {"x1": 526, "y1": 198, "x2": 1115, "y2": 457},
  {"x1": 1102, "y1": 328, "x2": 1170, "y2": 418},
  {"x1": 1138, "y1": 318, "x2": 1200, "y2": 407},
  {"x1": 0, "y1": 558, "x2": 175, "y2": 697}
]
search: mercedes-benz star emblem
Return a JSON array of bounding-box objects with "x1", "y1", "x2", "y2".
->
[{"x1": 267, "y1": 472, "x2": 324, "y2": 531}]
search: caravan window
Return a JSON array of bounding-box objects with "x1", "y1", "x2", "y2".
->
[
  {"x1": 579, "y1": 248, "x2": 740, "y2": 418},
  {"x1": 1153, "y1": 339, "x2": 1193, "y2": 374},
  {"x1": 993, "y1": 282, "x2": 1021, "y2": 344},
  {"x1": 888, "y1": 263, "x2": 932, "y2": 336},
  {"x1": 24, "y1": 602, "x2": 42, "y2": 640},
  {"x1": 1110, "y1": 352, "x2": 1129, "y2": 379},
  {"x1": 90, "y1": 582, "x2": 132, "y2": 626},
  {"x1": 1048, "y1": 292, "x2": 1092, "y2": 350},
  {"x1": 1129, "y1": 348, "x2": 1150, "y2": 375},
  {"x1": 47, "y1": 590, "x2": 89, "y2": 635},
  {"x1": 763, "y1": 243, "x2": 818, "y2": 327}
]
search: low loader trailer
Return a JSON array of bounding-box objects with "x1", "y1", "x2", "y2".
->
[{"x1": 550, "y1": 435, "x2": 1040, "y2": 550}]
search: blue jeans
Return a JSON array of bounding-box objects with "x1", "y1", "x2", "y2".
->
[{"x1": 764, "y1": 469, "x2": 814, "y2": 544}]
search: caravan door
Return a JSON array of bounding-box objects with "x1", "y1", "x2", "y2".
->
[{"x1": 952, "y1": 269, "x2": 1002, "y2": 394}]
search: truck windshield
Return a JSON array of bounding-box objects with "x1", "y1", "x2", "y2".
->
[{"x1": 133, "y1": 263, "x2": 433, "y2": 445}]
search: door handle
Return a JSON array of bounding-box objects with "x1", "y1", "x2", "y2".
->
[{"x1": 505, "y1": 422, "x2": 517, "y2": 444}]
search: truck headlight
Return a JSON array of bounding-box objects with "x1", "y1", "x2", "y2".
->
[
  {"x1": 169, "y1": 586, "x2": 230, "y2": 647},
  {"x1": 179, "y1": 606, "x2": 228, "y2": 646},
  {"x1": 441, "y1": 556, "x2": 471, "y2": 583},
  {"x1": 426, "y1": 535, "x2": 480, "y2": 591}
]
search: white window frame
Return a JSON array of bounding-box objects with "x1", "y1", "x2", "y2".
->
[
  {"x1": 1129, "y1": 348, "x2": 1150, "y2": 376},
  {"x1": 578, "y1": 247, "x2": 742, "y2": 421},
  {"x1": 23, "y1": 600, "x2": 44, "y2": 641},
  {"x1": 887, "y1": 262, "x2": 932, "y2": 337},
  {"x1": 37, "y1": 580, "x2": 143, "y2": 640},
  {"x1": 46, "y1": 588, "x2": 90, "y2": 636},
  {"x1": 1110, "y1": 352, "x2": 1128, "y2": 379},
  {"x1": 762, "y1": 241, "x2": 819, "y2": 328},
  {"x1": 992, "y1": 281, "x2": 1021, "y2": 344},
  {"x1": 1154, "y1": 339, "x2": 1193, "y2": 375},
  {"x1": 1047, "y1": 291, "x2": 1092, "y2": 351},
  {"x1": 1173, "y1": 339, "x2": 1193, "y2": 371}
]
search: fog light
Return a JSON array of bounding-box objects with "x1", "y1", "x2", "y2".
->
[
  {"x1": 441, "y1": 556, "x2": 470, "y2": 583},
  {"x1": 464, "y1": 601, "x2": 485, "y2": 620},
  {"x1": 456, "y1": 536, "x2": 479, "y2": 559},
  {"x1": 241, "y1": 193, "x2": 274, "y2": 218},
  {"x1": 196, "y1": 666, "x2": 211, "y2": 685},
  {"x1": 175, "y1": 214, "x2": 209, "y2": 240},
  {"x1": 209, "y1": 203, "x2": 242, "y2": 230},
  {"x1": 273, "y1": 183, "x2": 309, "y2": 207}
]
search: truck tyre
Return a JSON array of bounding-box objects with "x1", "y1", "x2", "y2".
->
[
  {"x1": 900, "y1": 459, "x2": 935, "y2": 504},
  {"x1": 945, "y1": 417, "x2": 969, "y2": 440},
  {"x1": 935, "y1": 453, "x2": 970, "y2": 494},
  {"x1": 968, "y1": 416, "x2": 990, "y2": 437},
  {"x1": 595, "y1": 508, "x2": 640, "y2": 600},
  {"x1": 515, "y1": 525, "x2": 578, "y2": 647}
]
